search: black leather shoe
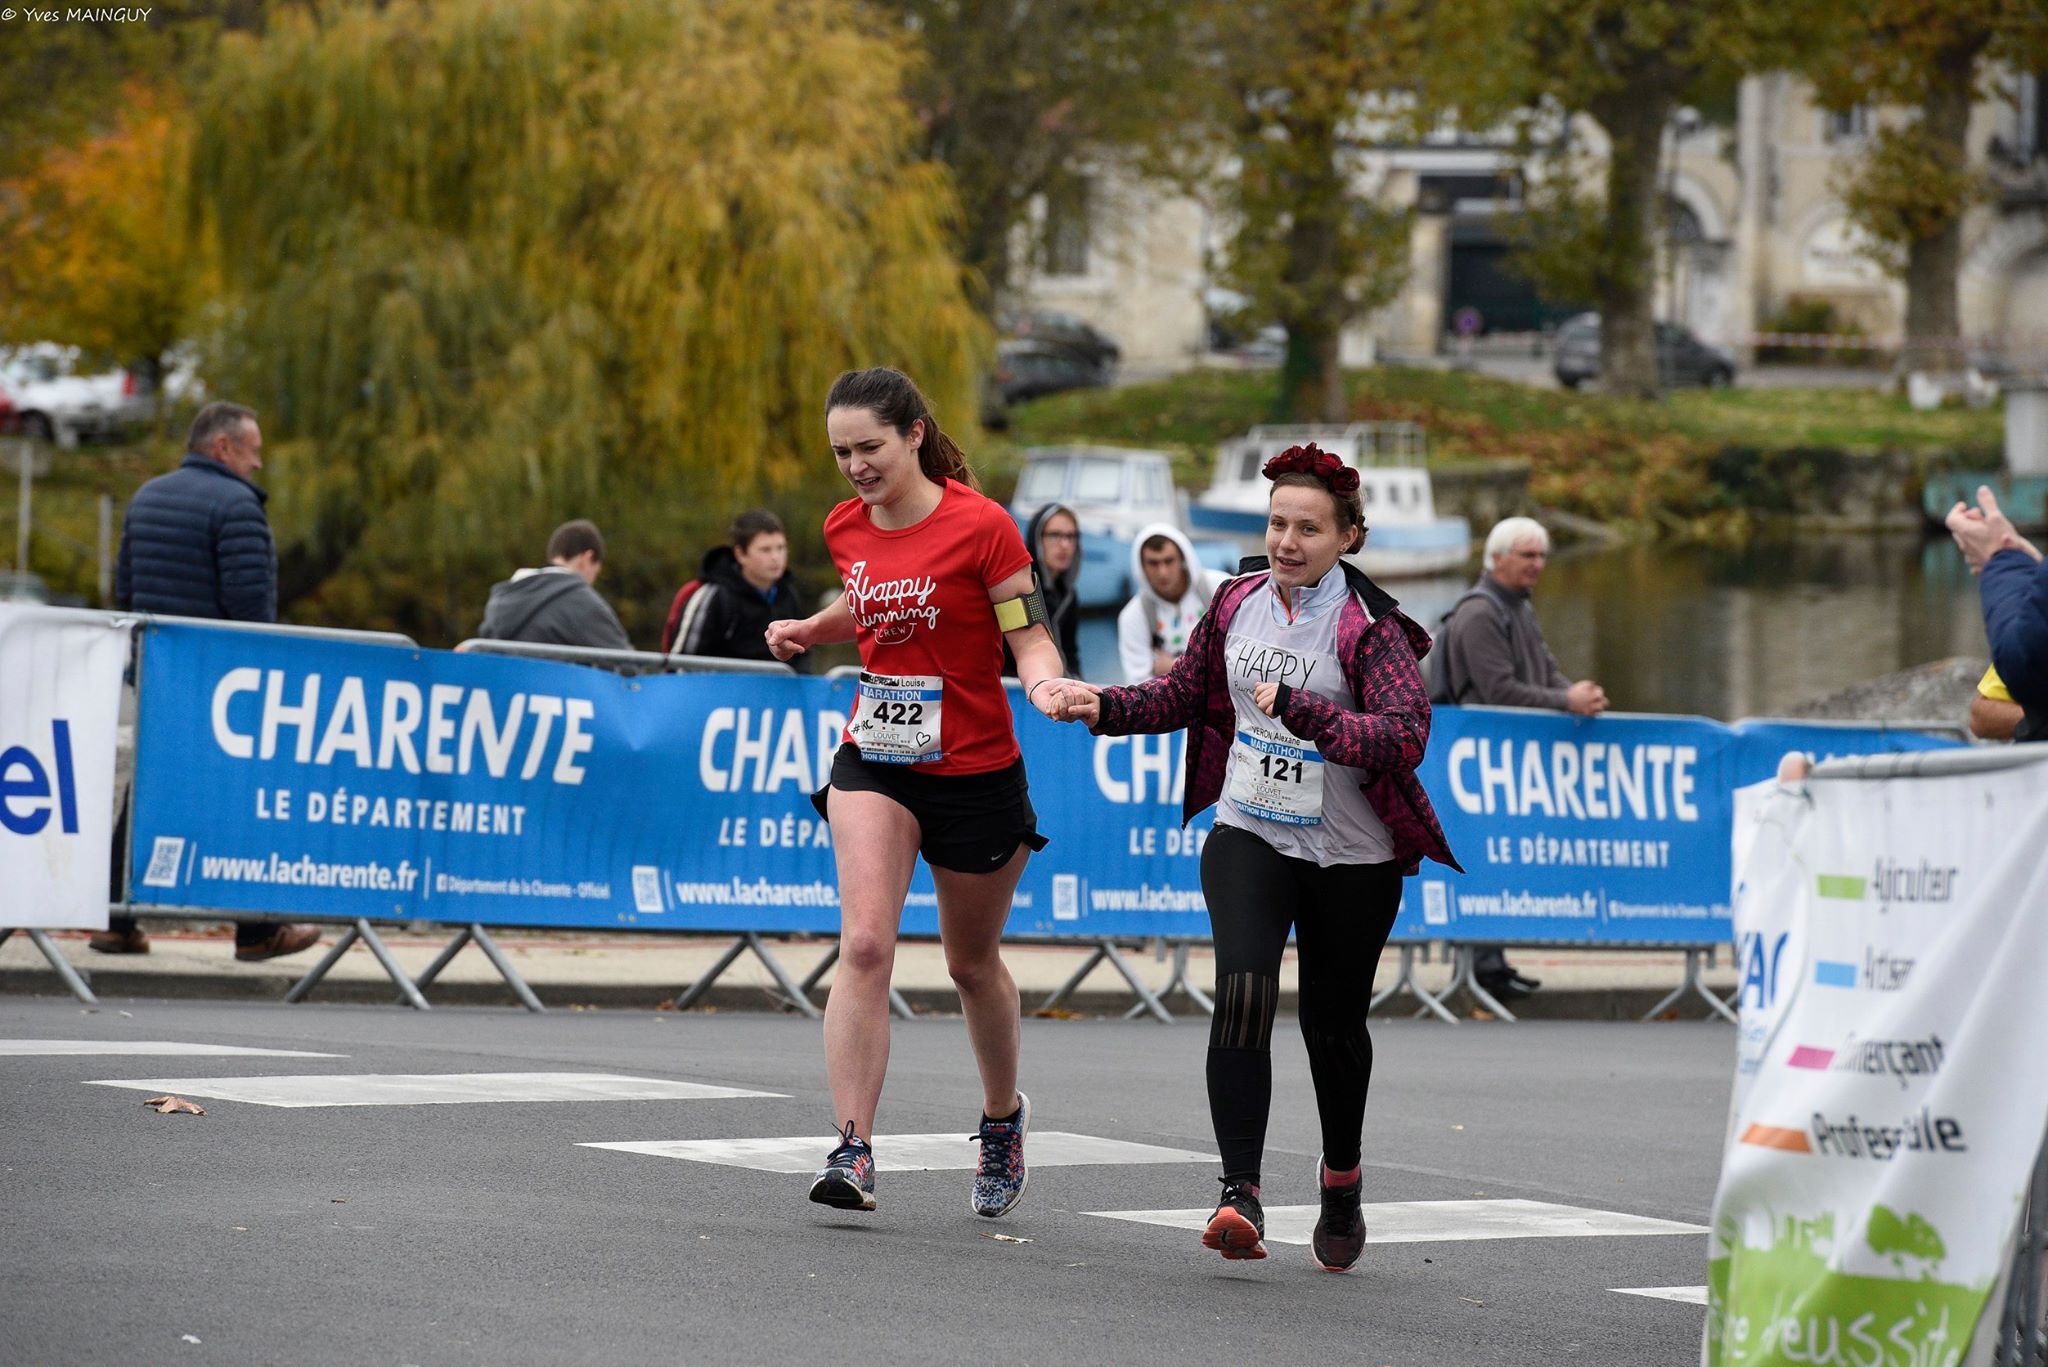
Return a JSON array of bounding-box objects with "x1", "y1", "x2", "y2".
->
[
  {"x1": 1509, "y1": 971, "x2": 1543, "y2": 992},
  {"x1": 1476, "y1": 971, "x2": 1531, "y2": 999}
]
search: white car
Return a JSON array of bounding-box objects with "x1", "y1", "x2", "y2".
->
[{"x1": 0, "y1": 342, "x2": 202, "y2": 446}]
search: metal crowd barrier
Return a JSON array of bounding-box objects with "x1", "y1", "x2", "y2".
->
[{"x1": 10, "y1": 618, "x2": 1987, "y2": 1025}]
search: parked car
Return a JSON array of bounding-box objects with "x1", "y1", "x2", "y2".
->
[
  {"x1": 999, "y1": 307, "x2": 1121, "y2": 374},
  {"x1": 0, "y1": 343, "x2": 136, "y2": 444},
  {"x1": 0, "y1": 342, "x2": 203, "y2": 445},
  {"x1": 1551, "y1": 314, "x2": 1735, "y2": 389},
  {"x1": 992, "y1": 338, "x2": 1111, "y2": 407}
]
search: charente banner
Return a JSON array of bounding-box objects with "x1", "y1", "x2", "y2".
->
[
  {"x1": 124, "y1": 621, "x2": 1955, "y2": 942},
  {"x1": 1707, "y1": 754, "x2": 2048, "y2": 1366},
  {"x1": 0, "y1": 606, "x2": 129, "y2": 930}
]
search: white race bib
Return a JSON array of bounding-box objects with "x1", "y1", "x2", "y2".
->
[
  {"x1": 1227, "y1": 726, "x2": 1324, "y2": 826},
  {"x1": 850, "y1": 672, "x2": 944, "y2": 764}
]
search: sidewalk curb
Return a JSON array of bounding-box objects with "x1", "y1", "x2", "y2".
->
[{"x1": 0, "y1": 967, "x2": 1725, "y2": 1022}]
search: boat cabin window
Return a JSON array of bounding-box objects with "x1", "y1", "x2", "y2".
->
[
  {"x1": 1074, "y1": 458, "x2": 1125, "y2": 504},
  {"x1": 1015, "y1": 462, "x2": 1070, "y2": 504},
  {"x1": 1238, "y1": 450, "x2": 1262, "y2": 484},
  {"x1": 1132, "y1": 462, "x2": 1169, "y2": 507}
]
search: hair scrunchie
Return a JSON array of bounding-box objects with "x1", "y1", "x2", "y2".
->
[{"x1": 1261, "y1": 442, "x2": 1360, "y2": 496}]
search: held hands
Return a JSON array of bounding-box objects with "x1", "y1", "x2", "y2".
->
[
  {"x1": 1031, "y1": 677, "x2": 1102, "y2": 725},
  {"x1": 764, "y1": 619, "x2": 810, "y2": 662},
  {"x1": 1252, "y1": 680, "x2": 1281, "y2": 718},
  {"x1": 1567, "y1": 680, "x2": 1609, "y2": 717},
  {"x1": 1945, "y1": 486, "x2": 2043, "y2": 574}
]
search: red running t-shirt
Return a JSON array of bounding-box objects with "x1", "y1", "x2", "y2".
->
[{"x1": 824, "y1": 478, "x2": 1034, "y2": 775}]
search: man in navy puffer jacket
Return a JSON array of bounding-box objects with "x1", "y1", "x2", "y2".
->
[{"x1": 95, "y1": 403, "x2": 321, "y2": 962}]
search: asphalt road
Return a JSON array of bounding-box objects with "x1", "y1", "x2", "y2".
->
[{"x1": 2, "y1": 998, "x2": 1734, "y2": 1366}]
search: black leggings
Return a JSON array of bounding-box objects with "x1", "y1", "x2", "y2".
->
[{"x1": 1201, "y1": 823, "x2": 1402, "y2": 1185}]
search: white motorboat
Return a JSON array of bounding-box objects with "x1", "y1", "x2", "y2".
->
[{"x1": 1190, "y1": 423, "x2": 1472, "y2": 578}]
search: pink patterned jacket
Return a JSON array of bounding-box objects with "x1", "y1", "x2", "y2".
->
[{"x1": 1092, "y1": 560, "x2": 1460, "y2": 875}]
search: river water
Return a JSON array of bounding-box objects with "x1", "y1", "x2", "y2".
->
[{"x1": 1073, "y1": 534, "x2": 1990, "y2": 721}]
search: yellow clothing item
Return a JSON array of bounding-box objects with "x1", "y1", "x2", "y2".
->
[{"x1": 1980, "y1": 665, "x2": 2013, "y2": 703}]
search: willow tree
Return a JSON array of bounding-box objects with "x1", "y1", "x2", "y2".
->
[{"x1": 190, "y1": 0, "x2": 986, "y2": 641}]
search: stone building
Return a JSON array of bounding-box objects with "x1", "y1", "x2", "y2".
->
[{"x1": 1011, "y1": 71, "x2": 2048, "y2": 370}]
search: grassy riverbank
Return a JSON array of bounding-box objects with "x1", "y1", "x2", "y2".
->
[{"x1": 988, "y1": 366, "x2": 2004, "y2": 537}]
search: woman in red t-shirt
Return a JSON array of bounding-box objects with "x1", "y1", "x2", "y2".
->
[{"x1": 766, "y1": 367, "x2": 1079, "y2": 1220}]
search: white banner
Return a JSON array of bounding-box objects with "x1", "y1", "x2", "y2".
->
[
  {"x1": 1707, "y1": 754, "x2": 2048, "y2": 1366},
  {"x1": 0, "y1": 606, "x2": 128, "y2": 929}
]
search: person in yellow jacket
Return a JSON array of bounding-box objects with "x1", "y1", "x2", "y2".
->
[{"x1": 1971, "y1": 665, "x2": 2022, "y2": 741}]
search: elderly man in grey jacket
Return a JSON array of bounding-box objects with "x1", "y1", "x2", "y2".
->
[{"x1": 1431, "y1": 516, "x2": 1608, "y2": 998}]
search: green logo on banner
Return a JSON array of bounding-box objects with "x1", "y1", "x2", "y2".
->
[
  {"x1": 1707, "y1": 1210, "x2": 1989, "y2": 1366},
  {"x1": 1817, "y1": 874, "x2": 1867, "y2": 900}
]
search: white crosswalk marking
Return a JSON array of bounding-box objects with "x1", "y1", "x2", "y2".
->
[
  {"x1": 84, "y1": 1073, "x2": 785, "y2": 1108},
  {"x1": 1613, "y1": 1286, "x2": 1708, "y2": 1305},
  {"x1": 0, "y1": 1040, "x2": 343, "y2": 1058},
  {"x1": 1089, "y1": 1198, "x2": 1706, "y2": 1245},
  {"x1": 582, "y1": 1133, "x2": 1216, "y2": 1172}
]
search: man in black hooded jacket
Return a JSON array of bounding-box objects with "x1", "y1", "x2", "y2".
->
[{"x1": 664, "y1": 509, "x2": 805, "y2": 668}]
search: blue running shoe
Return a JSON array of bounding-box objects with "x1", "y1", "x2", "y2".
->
[
  {"x1": 970, "y1": 1092, "x2": 1030, "y2": 1217},
  {"x1": 809, "y1": 1121, "x2": 876, "y2": 1211}
]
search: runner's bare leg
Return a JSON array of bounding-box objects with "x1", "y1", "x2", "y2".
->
[
  {"x1": 823, "y1": 787, "x2": 921, "y2": 1138},
  {"x1": 933, "y1": 845, "x2": 1029, "y2": 1118}
]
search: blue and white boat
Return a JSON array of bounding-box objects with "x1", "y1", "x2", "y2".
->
[
  {"x1": 1008, "y1": 446, "x2": 1239, "y2": 608},
  {"x1": 1189, "y1": 423, "x2": 1472, "y2": 578}
]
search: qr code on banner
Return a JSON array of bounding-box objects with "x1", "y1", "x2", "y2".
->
[
  {"x1": 1052, "y1": 874, "x2": 1079, "y2": 921},
  {"x1": 1421, "y1": 880, "x2": 1449, "y2": 926},
  {"x1": 631, "y1": 865, "x2": 665, "y2": 914},
  {"x1": 140, "y1": 837, "x2": 186, "y2": 888}
]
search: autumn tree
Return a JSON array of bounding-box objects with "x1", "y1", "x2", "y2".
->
[
  {"x1": 1800, "y1": 0, "x2": 2048, "y2": 365},
  {"x1": 1176, "y1": 0, "x2": 1429, "y2": 422},
  {"x1": 873, "y1": 0, "x2": 1185, "y2": 311},
  {"x1": 1441, "y1": 2, "x2": 1795, "y2": 398},
  {"x1": 188, "y1": 0, "x2": 986, "y2": 642},
  {"x1": 0, "y1": 84, "x2": 212, "y2": 394}
]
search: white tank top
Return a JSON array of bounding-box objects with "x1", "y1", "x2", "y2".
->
[{"x1": 1213, "y1": 576, "x2": 1395, "y2": 867}]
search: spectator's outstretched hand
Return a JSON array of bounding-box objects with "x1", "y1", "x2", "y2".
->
[{"x1": 1945, "y1": 485, "x2": 2040, "y2": 573}]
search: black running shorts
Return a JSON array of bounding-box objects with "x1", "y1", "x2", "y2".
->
[{"x1": 811, "y1": 743, "x2": 1048, "y2": 874}]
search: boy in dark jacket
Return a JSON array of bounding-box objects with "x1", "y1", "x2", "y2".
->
[
  {"x1": 663, "y1": 509, "x2": 804, "y2": 667},
  {"x1": 478, "y1": 520, "x2": 632, "y2": 650}
]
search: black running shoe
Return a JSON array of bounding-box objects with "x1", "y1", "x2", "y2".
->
[
  {"x1": 1201, "y1": 1177, "x2": 1266, "y2": 1260},
  {"x1": 808, "y1": 1121, "x2": 876, "y2": 1211},
  {"x1": 1311, "y1": 1156, "x2": 1367, "y2": 1272}
]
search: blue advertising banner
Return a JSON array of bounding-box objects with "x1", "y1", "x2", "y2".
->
[
  {"x1": 127, "y1": 625, "x2": 1957, "y2": 944},
  {"x1": 125, "y1": 623, "x2": 1217, "y2": 938}
]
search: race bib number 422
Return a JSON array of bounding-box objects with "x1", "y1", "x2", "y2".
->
[{"x1": 850, "y1": 672, "x2": 944, "y2": 764}]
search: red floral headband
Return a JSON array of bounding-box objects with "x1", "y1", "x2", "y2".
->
[{"x1": 1262, "y1": 443, "x2": 1359, "y2": 496}]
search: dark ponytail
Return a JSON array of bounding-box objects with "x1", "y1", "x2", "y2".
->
[{"x1": 824, "y1": 367, "x2": 979, "y2": 492}]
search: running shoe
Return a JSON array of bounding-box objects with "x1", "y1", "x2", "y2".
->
[
  {"x1": 1311, "y1": 1156, "x2": 1367, "y2": 1272},
  {"x1": 970, "y1": 1092, "x2": 1031, "y2": 1217},
  {"x1": 1202, "y1": 1177, "x2": 1266, "y2": 1260},
  {"x1": 808, "y1": 1121, "x2": 876, "y2": 1211}
]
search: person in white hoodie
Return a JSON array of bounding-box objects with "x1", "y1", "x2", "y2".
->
[{"x1": 1118, "y1": 522, "x2": 1231, "y2": 683}]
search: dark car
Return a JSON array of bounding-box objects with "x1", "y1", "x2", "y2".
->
[
  {"x1": 1552, "y1": 313, "x2": 1735, "y2": 389},
  {"x1": 994, "y1": 338, "x2": 1110, "y2": 406},
  {"x1": 999, "y1": 308, "x2": 1121, "y2": 374}
]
